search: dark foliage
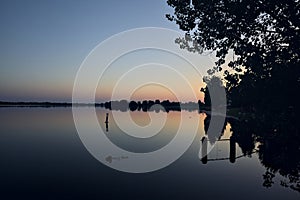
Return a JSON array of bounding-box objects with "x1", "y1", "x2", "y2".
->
[{"x1": 166, "y1": 0, "x2": 300, "y2": 110}]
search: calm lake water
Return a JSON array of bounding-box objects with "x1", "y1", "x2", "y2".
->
[{"x1": 0, "y1": 107, "x2": 299, "y2": 199}]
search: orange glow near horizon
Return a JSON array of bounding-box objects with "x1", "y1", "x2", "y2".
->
[
  {"x1": 130, "y1": 84, "x2": 179, "y2": 102},
  {"x1": 96, "y1": 82, "x2": 205, "y2": 103},
  {"x1": 130, "y1": 83, "x2": 204, "y2": 102}
]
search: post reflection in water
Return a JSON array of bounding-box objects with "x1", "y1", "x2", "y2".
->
[
  {"x1": 199, "y1": 135, "x2": 237, "y2": 164},
  {"x1": 105, "y1": 113, "x2": 109, "y2": 132}
]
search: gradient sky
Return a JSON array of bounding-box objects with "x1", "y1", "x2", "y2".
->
[{"x1": 0, "y1": 0, "x2": 215, "y2": 102}]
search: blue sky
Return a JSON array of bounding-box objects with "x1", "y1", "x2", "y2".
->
[{"x1": 0, "y1": 0, "x2": 211, "y2": 102}]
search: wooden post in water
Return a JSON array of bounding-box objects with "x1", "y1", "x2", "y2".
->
[
  {"x1": 229, "y1": 135, "x2": 236, "y2": 163},
  {"x1": 201, "y1": 136, "x2": 208, "y2": 164}
]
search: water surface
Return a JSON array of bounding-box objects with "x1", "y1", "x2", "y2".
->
[{"x1": 0, "y1": 107, "x2": 299, "y2": 199}]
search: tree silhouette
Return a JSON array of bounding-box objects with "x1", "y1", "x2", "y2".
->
[
  {"x1": 167, "y1": 0, "x2": 300, "y2": 110},
  {"x1": 200, "y1": 75, "x2": 225, "y2": 107}
]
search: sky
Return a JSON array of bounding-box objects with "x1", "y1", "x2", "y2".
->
[{"x1": 0, "y1": 0, "x2": 215, "y2": 102}]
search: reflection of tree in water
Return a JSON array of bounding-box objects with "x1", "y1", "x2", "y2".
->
[
  {"x1": 204, "y1": 114, "x2": 227, "y2": 145},
  {"x1": 227, "y1": 109, "x2": 300, "y2": 192},
  {"x1": 229, "y1": 119, "x2": 256, "y2": 157}
]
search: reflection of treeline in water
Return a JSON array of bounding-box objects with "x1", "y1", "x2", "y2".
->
[{"x1": 98, "y1": 100, "x2": 205, "y2": 112}]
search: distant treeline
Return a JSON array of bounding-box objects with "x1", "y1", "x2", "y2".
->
[
  {"x1": 0, "y1": 101, "x2": 101, "y2": 107},
  {"x1": 98, "y1": 100, "x2": 205, "y2": 112}
]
